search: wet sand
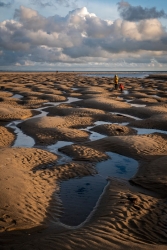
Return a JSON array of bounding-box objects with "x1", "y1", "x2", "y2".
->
[{"x1": 0, "y1": 72, "x2": 167, "y2": 249}]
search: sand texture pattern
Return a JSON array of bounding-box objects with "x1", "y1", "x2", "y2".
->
[{"x1": 0, "y1": 72, "x2": 167, "y2": 250}]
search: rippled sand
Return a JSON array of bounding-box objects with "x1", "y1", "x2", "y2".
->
[{"x1": 0, "y1": 72, "x2": 167, "y2": 250}]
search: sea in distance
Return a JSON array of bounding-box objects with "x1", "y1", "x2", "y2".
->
[
  {"x1": 83, "y1": 71, "x2": 167, "y2": 79},
  {"x1": 1, "y1": 70, "x2": 167, "y2": 79}
]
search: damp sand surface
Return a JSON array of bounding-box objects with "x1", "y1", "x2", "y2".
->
[{"x1": 1, "y1": 72, "x2": 167, "y2": 250}]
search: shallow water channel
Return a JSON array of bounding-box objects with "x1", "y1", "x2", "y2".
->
[{"x1": 6, "y1": 94, "x2": 167, "y2": 227}]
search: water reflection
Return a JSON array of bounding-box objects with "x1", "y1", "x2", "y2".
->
[
  {"x1": 47, "y1": 141, "x2": 73, "y2": 165},
  {"x1": 130, "y1": 104, "x2": 146, "y2": 107},
  {"x1": 7, "y1": 121, "x2": 35, "y2": 148},
  {"x1": 12, "y1": 94, "x2": 23, "y2": 99},
  {"x1": 134, "y1": 127, "x2": 167, "y2": 135},
  {"x1": 112, "y1": 112, "x2": 142, "y2": 120},
  {"x1": 96, "y1": 152, "x2": 138, "y2": 179},
  {"x1": 60, "y1": 175, "x2": 107, "y2": 226},
  {"x1": 60, "y1": 152, "x2": 138, "y2": 226}
]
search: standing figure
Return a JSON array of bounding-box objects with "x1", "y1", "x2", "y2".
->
[
  {"x1": 114, "y1": 75, "x2": 119, "y2": 90},
  {"x1": 119, "y1": 83, "x2": 124, "y2": 92}
]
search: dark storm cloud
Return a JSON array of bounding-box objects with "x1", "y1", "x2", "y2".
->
[
  {"x1": 0, "y1": 0, "x2": 14, "y2": 7},
  {"x1": 117, "y1": 1, "x2": 167, "y2": 21}
]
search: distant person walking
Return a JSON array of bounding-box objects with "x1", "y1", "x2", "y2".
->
[{"x1": 114, "y1": 74, "x2": 119, "y2": 90}]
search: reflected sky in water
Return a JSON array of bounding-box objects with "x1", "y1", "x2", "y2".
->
[
  {"x1": 60, "y1": 152, "x2": 138, "y2": 226},
  {"x1": 60, "y1": 175, "x2": 107, "y2": 226}
]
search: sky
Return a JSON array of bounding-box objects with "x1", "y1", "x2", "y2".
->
[{"x1": 0, "y1": 0, "x2": 167, "y2": 71}]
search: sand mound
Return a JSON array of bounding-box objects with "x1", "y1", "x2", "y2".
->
[
  {"x1": 130, "y1": 97, "x2": 159, "y2": 104},
  {"x1": 45, "y1": 106, "x2": 136, "y2": 130},
  {"x1": 59, "y1": 133, "x2": 167, "y2": 163},
  {"x1": 79, "y1": 86, "x2": 108, "y2": 94},
  {"x1": 128, "y1": 91, "x2": 148, "y2": 99},
  {"x1": 18, "y1": 98, "x2": 48, "y2": 109},
  {"x1": 129, "y1": 113, "x2": 167, "y2": 131},
  {"x1": 31, "y1": 87, "x2": 63, "y2": 96},
  {"x1": 40, "y1": 94, "x2": 66, "y2": 102},
  {"x1": 131, "y1": 155, "x2": 167, "y2": 196},
  {"x1": 59, "y1": 144, "x2": 108, "y2": 162},
  {"x1": 118, "y1": 104, "x2": 167, "y2": 119},
  {"x1": 91, "y1": 124, "x2": 137, "y2": 136},
  {"x1": 0, "y1": 106, "x2": 37, "y2": 121},
  {"x1": 75, "y1": 97, "x2": 131, "y2": 111},
  {"x1": 0, "y1": 127, "x2": 15, "y2": 147},
  {"x1": 45, "y1": 106, "x2": 106, "y2": 117},
  {"x1": 18, "y1": 116, "x2": 93, "y2": 144},
  {"x1": 0, "y1": 147, "x2": 59, "y2": 232},
  {"x1": 0, "y1": 91, "x2": 13, "y2": 97}
]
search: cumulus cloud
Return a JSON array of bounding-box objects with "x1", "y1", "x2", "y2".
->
[
  {"x1": 117, "y1": 1, "x2": 167, "y2": 21},
  {"x1": 0, "y1": 0, "x2": 14, "y2": 7},
  {"x1": 30, "y1": 0, "x2": 78, "y2": 8},
  {"x1": 0, "y1": 5, "x2": 167, "y2": 69}
]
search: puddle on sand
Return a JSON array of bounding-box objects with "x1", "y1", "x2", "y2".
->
[
  {"x1": 65, "y1": 97, "x2": 81, "y2": 103},
  {"x1": 45, "y1": 97, "x2": 81, "y2": 106},
  {"x1": 12, "y1": 94, "x2": 23, "y2": 99},
  {"x1": 89, "y1": 131, "x2": 106, "y2": 141},
  {"x1": 94, "y1": 121, "x2": 111, "y2": 126},
  {"x1": 2, "y1": 91, "x2": 23, "y2": 99},
  {"x1": 6, "y1": 109, "x2": 48, "y2": 147},
  {"x1": 71, "y1": 87, "x2": 79, "y2": 91},
  {"x1": 47, "y1": 141, "x2": 73, "y2": 165},
  {"x1": 123, "y1": 90, "x2": 129, "y2": 95},
  {"x1": 60, "y1": 175, "x2": 107, "y2": 226},
  {"x1": 134, "y1": 127, "x2": 167, "y2": 135},
  {"x1": 130, "y1": 104, "x2": 146, "y2": 107},
  {"x1": 81, "y1": 121, "x2": 110, "y2": 141},
  {"x1": 7, "y1": 121, "x2": 35, "y2": 148},
  {"x1": 96, "y1": 152, "x2": 138, "y2": 179},
  {"x1": 150, "y1": 94, "x2": 160, "y2": 98},
  {"x1": 112, "y1": 112, "x2": 142, "y2": 121},
  {"x1": 94, "y1": 120, "x2": 129, "y2": 126},
  {"x1": 60, "y1": 152, "x2": 138, "y2": 226},
  {"x1": 6, "y1": 96, "x2": 81, "y2": 148},
  {"x1": 33, "y1": 110, "x2": 48, "y2": 118}
]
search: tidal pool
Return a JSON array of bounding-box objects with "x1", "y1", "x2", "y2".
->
[
  {"x1": 59, "y1": 152, "x2": 138, "y2": 226},
  {"x1": 96, "y1": 152, "x2": 138, "y2": 179},
  {"x1": 6, "y1": 96, "x2": 81, "y2": 148},
  {"x1": 47, "y1": 141, "x2": 73, "y2": 165},
  {"x1": 60, "y1": 175, "x2": 107, "y2": 226},
  {"x1": 134, "y1": 127, "x2": 167, "y2": 135},
  {"x1": 112, "y1": 112, "x2": 142, "y2": 120},
  {"x1": 7, "y1": 120, "x2": 35, "y2": 148},
  {"x1": 130, "y1": 104, "x2": 146, "y2": 107},
  {"x1": 12, "y1": 93, "x2": 23, "y2": 99}
]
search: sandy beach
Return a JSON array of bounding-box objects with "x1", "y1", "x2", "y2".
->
[{"x1": 1, "y1": 72, "x2": 167, "y2": 250}]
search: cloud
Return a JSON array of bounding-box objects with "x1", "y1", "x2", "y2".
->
[
  {"x1": 0, "y1": 5, "x2": 167, "y2": 70},
  {"x1": 117, "y1": 1, "x2": 167, "y2": 21},
  {"x1": 0, "y1": 0, "x2": 14, "y2": 7},
  {"x1": 30, "y1": 0, "x2": 78, "y2": 8}
]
